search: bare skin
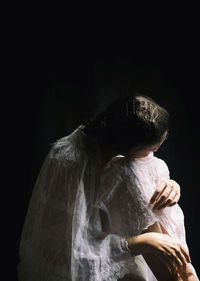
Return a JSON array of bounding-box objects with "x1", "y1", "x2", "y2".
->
[
  {"x1": 96, "y1": 130, "x2": 196, "y2": 279},
  {"x1": 150, "y1": 178, "x2": 181, "y2": 210},
  {"x1": 142, "y1": 222, "x2": 197, "y2": 281},
  {"x1": 100, "y1": 210, "x2": 196, "y2": 281},
  {"x1": 99, "y1": 132, "x2": 180, "y2": 210},
  {"x1": 100, "y1": 210, "x2": 191, "y2": 281},
  {"x1": 125, "y1": 232, "x2": 191, "y2": 279},
  {"x1": 119, "y1": 137, "x2": 196, "y2": 279}
]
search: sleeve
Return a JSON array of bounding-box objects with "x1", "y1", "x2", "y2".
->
[
  {"x1": 154, "y1": 157, "x2": 187, "y2": 245},
  {"x1": 154, "y1": 158, "x2": 199, "y2": 280},
  {"x1": 71, "y1": 157, "x2": 133, "y2": 281},
  {"x1": 96, "y1": 158, "x2": 159, "y2": 237},
  {"x1": 18, "y1": 140, "x2": 84, "y2": 281},
  {"x1": 155, "y1": 157, "x2": 170, "y2": 180}
]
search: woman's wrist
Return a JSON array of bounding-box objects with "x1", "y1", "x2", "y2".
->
[{"x1": 125, "y1": 233, "x2": 152, "y2": 255}]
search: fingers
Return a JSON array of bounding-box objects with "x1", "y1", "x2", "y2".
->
[
  {"x1": 163, "y1": 246, "x2": 190, "y2": 276},
  {"x1": 156, "y1": 190, "x2": 177, "y2": 210},
  {"x1": 169, "y1": 244, "x2": 191, "y2": 273},
  {"x1": 159, "y1": 248, "x2": 181, "y2": 276},
  {"x1": 160, "y1": 253, "x2": 178, "y2": 276},
  {"x1": 150, "y1": 181, "x2": 167, "y2": 204},
  {"x1": 175, "y1": 247, "x2": 187, "y2": 267},
  {"x1": 180, "y1": 245, "x2": 191, "y2": 263},
  {"x1": 151, "y1": 179, "x2": 180, "y2": 210},
  {"x1": 152, "y1": 185, "x2": 172, "y2": 210},
  {"x1": 148, "y1": 233, "x2": 191, "y2": 276},
  {"x1": 168, "y1": 193, "x2": 180, "y2": 207}
]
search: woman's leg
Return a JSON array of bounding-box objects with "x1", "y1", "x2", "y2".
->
[{"x1": 142, "y1": 221, "x2": 183, "y2": 281}]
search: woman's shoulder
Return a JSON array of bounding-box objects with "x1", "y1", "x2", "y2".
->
[
  {"x1": 132, "y1": 152, "x2": 169, "y2": 169},
  {"x1": 103, "y1": 156, "x2": 134, "y2": 179},
  {"x1": 105, "y1": 155, "x2": 129, "y2": 168},
  {"x1": 152, "y1": 155, "x2": 169, "y2": 170}
]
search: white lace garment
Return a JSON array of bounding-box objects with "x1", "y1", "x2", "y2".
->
[
  {"x1": 18, "y1": 126, "x2": 198, "y2": 281},
  {"x1": 96, "y1": 153, "x2": 199, "y2": 280}
]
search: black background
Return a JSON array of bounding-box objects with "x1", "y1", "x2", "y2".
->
[{"x1": 9, "y1": 21, "x2": 200, "y2": 279}]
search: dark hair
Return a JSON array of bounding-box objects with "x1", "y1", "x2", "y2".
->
[{"x1": 84, "y1": 94, "x2": 169, "y2": 153}]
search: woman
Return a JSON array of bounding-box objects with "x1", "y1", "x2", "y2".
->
[
  {"x1": 97, "y1": 130, "x2": 198, "y2": 280},
  {"x1": 18, "y1": 94, "x2": 195, "y2": 280}
]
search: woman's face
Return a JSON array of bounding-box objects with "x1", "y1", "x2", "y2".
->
[{"x1": 125, "y1": 132, "x2": 168, "y2": 160}]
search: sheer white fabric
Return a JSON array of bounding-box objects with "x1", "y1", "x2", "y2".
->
[
  {"x1": 18, "y1": 127, "x2": 131, "y2": 281},
  {"x1": 96, "y1": 152, "x2": 199, "y2": 280},
  {"x1": 18, "y1": 126, "x2": 198, "y2": 281}
]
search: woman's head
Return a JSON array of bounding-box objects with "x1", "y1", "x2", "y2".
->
[{"x1": 84, "y1": 94, "x2": 169, "y2": 154}]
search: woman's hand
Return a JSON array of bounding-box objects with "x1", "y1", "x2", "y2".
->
[
  {"x1": 150, "y1": 179, "x2": 181, "y2": 210},
  {"x1": 126, "y1": 232, "x2": 191, "y2": 276}
]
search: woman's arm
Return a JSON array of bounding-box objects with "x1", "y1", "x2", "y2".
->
[
  {"x1": 99, "y1": 210, "x2": 190, "y2": 280},
  {"x1": 159, "y1": 225, "x2": 198, "y2": 281},
  {"x1": 142, "y1": 222, "x2": 198, "y2": 281},
  {"x1": 142, "y1": 222, "x2": 183, "y2": 280}
]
